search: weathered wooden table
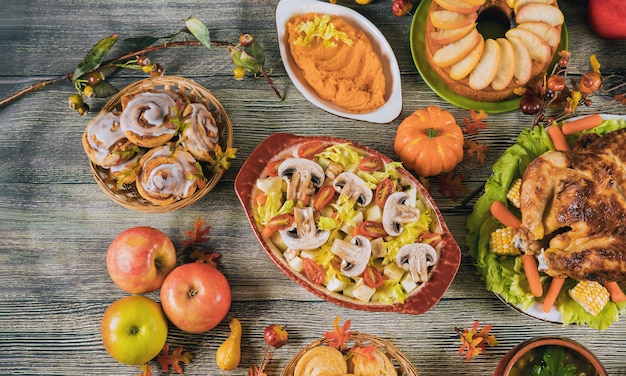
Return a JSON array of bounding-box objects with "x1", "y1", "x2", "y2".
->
[{"x1": 1, "y1": 0, "x2": 626, "y2": 374}]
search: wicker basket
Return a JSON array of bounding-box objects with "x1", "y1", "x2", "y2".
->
[
  {"x1": 85, "y1": 76, "x2": 234, "y2": 212},
  {"x1": 281, "y1": 332, "x2": 419, "y2": 376}
]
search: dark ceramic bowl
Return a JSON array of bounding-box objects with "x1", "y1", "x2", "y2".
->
[{"x1": 494, "y1": 336, "x2": 607, "y2": 376}]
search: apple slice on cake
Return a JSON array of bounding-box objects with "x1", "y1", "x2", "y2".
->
[
  {"x1": 491, "y1": 38, "x2": 516, "y2": 90},
  {"x1": 469, "y1": 38, "x2": 501, "y2": 90},
  {"x1": 516, "y1": 3, "x2": 564, "y2": 26},
  {"x1": 433, "y1": 27, "x2": 482, "y2": 67},
  {"x1": 506, "y1": 28, "x2": 551, "y2": 63},
  {"x1": 430, "y1": 10, "x2": 478, "y2": 30}
]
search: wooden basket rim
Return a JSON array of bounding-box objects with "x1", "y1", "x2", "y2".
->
[{"x1": 85, "y1": 76, "x2": 234, "y2": 213}]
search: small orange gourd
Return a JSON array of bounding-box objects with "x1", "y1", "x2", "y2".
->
[{"x1": 394, "y1": 106, "x2": 464, "y2": 177}]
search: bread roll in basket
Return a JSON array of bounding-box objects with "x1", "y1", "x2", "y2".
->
[
  {"x1": 281, "y1": 332, "x2": 419, "y2": 376},
  {"x1": 83, "y1": 76, "x2": 234, "y2": 212}
]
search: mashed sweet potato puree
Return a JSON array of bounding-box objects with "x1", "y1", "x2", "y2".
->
[{"x1": 286, "y1": 13, "x2": 386, "y2": 113}]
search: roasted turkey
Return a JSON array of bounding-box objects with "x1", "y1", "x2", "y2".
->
[{"x1": 518, "y1": 128, "x2": 626, "y2": 283}]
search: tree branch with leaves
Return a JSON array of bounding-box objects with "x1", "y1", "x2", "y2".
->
[{"x1": 0, "y1": 17, "x2": 282, "y2": 114}]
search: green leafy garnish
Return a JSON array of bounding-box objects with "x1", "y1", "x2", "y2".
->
[
  {"x1": 293, "y1": 14, "x2": 353, "y2": 48},
  {"x1": 531, "y1": 346, "x2": 577, "y2": 376}
]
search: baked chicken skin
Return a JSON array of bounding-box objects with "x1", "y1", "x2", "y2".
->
[{"x1": 518, "y1": 128, "x2": 626, "y2": 283}]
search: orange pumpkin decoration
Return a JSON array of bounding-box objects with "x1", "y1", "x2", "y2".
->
[{"x1": 394, "y1": 106, "x2": 464, "y2": 177}]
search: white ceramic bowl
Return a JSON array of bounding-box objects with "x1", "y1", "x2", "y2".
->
[{"x1": 275, "y1": 0, "x2": 402, "y2": 123}]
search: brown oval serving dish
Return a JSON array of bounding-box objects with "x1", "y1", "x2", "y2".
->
[{"x1": 234, "y1": 133, "x2": 461, "y2": 314}]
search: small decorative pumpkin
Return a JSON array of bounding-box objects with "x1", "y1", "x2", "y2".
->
[{"x1": 394, "y1": 106, "x2": 464, "y2": 177}]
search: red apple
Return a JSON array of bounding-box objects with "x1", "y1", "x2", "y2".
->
[
  {"x1": 588, "y1": 0, "x2": 626, "y2": 40},
  {"x1": 101, "y1": 295, "x2": 168, "y2": 365},
  {"x1": 160, "y1": 262, "x2": 231, "y2": 333},
  {"x1": 106, "y1": 226, "x2": 177, "y2": 294}
]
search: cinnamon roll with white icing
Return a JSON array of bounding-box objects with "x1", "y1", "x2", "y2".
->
[
  {"x1": 119, "y1": 91, "x2": 181, "y2": 148},
  {"x1": 179, "y1": 103, "x2": 220, "y2": 161},
  {"x1": 136, "y1": 143, "x2": 201, "y2": 205},
  {"x1": 82, "y1": 111, "x2": 138, "y2": 167},
  {"x1": 109, "y1": 151, "x2": 144, "y2": 187}
]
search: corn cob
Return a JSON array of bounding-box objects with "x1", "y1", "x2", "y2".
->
[
  {"x1": 489, "y1": 226, "x2": 521, "y2": 256},
  {"x1": 568, "y1": 280, "x2": 610, "y2": 316},
  {"x1": 507, "y1": 178, "x2": 522, "y2": 209}
]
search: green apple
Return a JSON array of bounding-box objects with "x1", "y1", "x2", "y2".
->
[{"x1": 101, "y1": 295, "x2": 168, "y2": 365}]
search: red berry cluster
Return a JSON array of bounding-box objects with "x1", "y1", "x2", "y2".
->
[{"x1": 519, "y1": 51, "x2": 604, "y2": 127}]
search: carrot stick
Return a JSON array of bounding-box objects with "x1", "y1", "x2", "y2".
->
[
  {"x1": 604, "y1": 282, "x2": 626, "y2": 303},
  {"x1": 546, "y1": 124, "x2": 571, "y2": 152},
  {"x1": 542, "y1": 277, "x2": 565, "y2": 312},
  {"x1": 522, "y1": 254, "x2": 543, "y2": 297},
  {"x1": 490, "y1": 200, "x2": 521, "y2": 229},
  {"x1": 561, "y1": 114, "x2": 603, "y2": 135}
]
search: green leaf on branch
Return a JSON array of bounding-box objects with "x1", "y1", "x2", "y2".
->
[
  {"x1": 92, "y1": 81, "x2": 118, "y2": 98},
  {"x1": 245, "y1": 41, "x2": 266, "y2": 68},
  {"x1": 229, "y1": 47, "x2": 262, "y2": 74},
  {"x1": 73, "y1": 34, "x2": 118, "y2": 81},
  {"x1": 184, "y1": 17, "x2": 211, "y2": 49}
]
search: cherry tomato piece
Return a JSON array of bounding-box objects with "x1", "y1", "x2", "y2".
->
[
  {"x1": 313, "y1": 185, "x2": 335, "y2": 211},
  {"x1": 302, "y1": 258, "x2": 325, "y2": 285},
  {"x1": 262, "y1": 214, "x2": 294, "y2": 238},
  {"x1": 265, "y1": 159, "x2": 284, "y2": 177},
  {"x1": 358, "y1": 156, "x2": 385, "y2": 172},
  {"x1": 355, "y1": 221, "x2": 387, "y2": 238},
  {"x1": 363, "y1": 266, "x2": 385, "y2": 288},
  {"x1": 375, "y1": 178, "x2": 395, "y2": 207},
  {"x1": 297, "y1": 141, "x2": 325, "y2": 159}
]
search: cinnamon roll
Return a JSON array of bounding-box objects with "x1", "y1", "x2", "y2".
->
[
  {"x1": 179, "y1": 103, "x2": 220, "y2": 161},
  {"x1": 119, "y1": 91, "x2": 181, "y2": 148},
  {"x1": 109, "y1": 151, "x2": 144, "y2": 187},
  {"x1": 82, "y1": 111, "x2": 138, "y2": 167},
  {"x1": 136, "y1": 143, "x2": 201, "y2": 205}
]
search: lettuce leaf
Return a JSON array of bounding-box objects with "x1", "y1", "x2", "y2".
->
[{"x1": 467, "y1": 119, "x2": 626, "y2": 330}]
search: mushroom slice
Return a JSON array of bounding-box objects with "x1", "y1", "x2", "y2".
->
[
  {"x1": 396, "y1": 243, "x2": 438, "y2": 283},
  {"x1": 279, "y1": 207, "x2": 330, "y2": 250},
  {"x1": 330, "y1": 235, "x2": 372, "y2": 277},
  {"x1": 278, "y1": 158, "x2": 325, "y2": 202},
  {"x1": 382, "y1": 192, "x2": 420, "y2": 236},
  {"x1": 332, "y1": 172, "x2": 373, "y2": 207}
]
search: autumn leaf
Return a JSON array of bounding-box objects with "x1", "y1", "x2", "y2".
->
[
  {"x1": 137, "y1": 364, "x2": 152, "y2": 376},
  {"x1": 437, "y1": 172, "x2": 468, "y2": 201},
  {"x1": 324, "y1": 316, "x2": 352, "y2": 350},
  {"x1": 190, "y1": 249, "x2": 221, "y2": 266},
  {"x1": 183, "y1": 217, "x2": 211, "y2": 246},
  {"x1": 157, "y1": 344, "x2": 193, "y2": 374},
  {"x1": 456, "y1": 321, "x2": 497, "y2": 362},
  {"x1": 348, "y1": 344, "x2": 378, "y2": 362},
  {"x1": 464, "y1": 140, "x2": 489, "y2": 163},
  {"x1": 462, "y1": 109, "x2": 488, "y2": 135},
  {"x1": 247, "y1": 365, "x2": 268, "y2": 376}
]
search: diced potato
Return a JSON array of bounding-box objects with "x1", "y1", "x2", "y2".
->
[
  {"x1": 341, "y1": 211, "x2": 363, "y2": 234},
  {"x1": 383, "y1": 262, "x2": 406, "y2": 281},
  {"x1": 300, "y1": 248, "x2": 319, "y2": 260},
  {"x1": 370, "y1": 237, "x2": 387, "y2": 259},
  {"x1": 400, "y1": 273, "x2": 418, "y2": 294},
  {"x1": 326, "y1": 275, "x2": 347, "y2": 292},
  {"x1": 256, "y1": 176, "x2": 283, "y2": 194},
  {"x1": 352, "y1": 278, "x2": 376, "y2": 302},
  {"x1": 403, "y1": 186, "x2": 418, "y2": 207},
  {"x1": 365, "y1": 204, "x2": 382, "y2": 222},
  {"x1": 287, "y1": 255, "x2": 303, "y2": 273}
]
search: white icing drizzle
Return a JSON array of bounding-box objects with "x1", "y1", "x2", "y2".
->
[
  {"x1": 180, "y1": 103, "x2": 219, "y2": 161},
  {"x1": 140, "y1": 144, "x2": 198, "y2": 199},
  {"x1": 120, "y1": 91, "x2": 178, "y2": 138},
  {"x1": 86, "y1": 111, "x2": 124, "y2": 166}
]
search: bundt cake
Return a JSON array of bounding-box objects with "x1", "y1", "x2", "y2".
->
[{"x1": 424, "y1": 0, "x2": 564, "y2": 102}]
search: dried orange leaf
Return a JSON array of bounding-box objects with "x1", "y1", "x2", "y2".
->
[{"x1": 157, "y1": 344, "x2": 193, "y2": 374}]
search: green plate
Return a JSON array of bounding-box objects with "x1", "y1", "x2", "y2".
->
[{"x1": 410, "y1": 0, "x2": 568, "y2": 113}]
